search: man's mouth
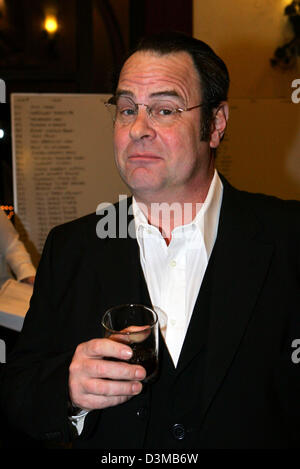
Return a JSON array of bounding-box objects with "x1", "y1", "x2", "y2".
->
[{"x1": 128, "y1": 154, "x2": 162, "y2": 162}]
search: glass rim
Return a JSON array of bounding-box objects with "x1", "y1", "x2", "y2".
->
[{"x1": 101, "y1": 303, "x2": 158, "y2": 335}]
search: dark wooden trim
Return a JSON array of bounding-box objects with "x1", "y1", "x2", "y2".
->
[
  {"x1": 76, "y1": 0, "x2": 94, "y2": 92},
  {"x1": 130, "y1": 0, "x2": 193, "y2": 48}
]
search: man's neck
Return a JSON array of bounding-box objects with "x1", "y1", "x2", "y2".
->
[{"x1": 133, "y1": 170, "x2": 215, "y2": 245}]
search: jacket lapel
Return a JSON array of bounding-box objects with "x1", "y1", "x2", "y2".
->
[
  {"x1": 96, "y1": 197, "x2": 145, "y2": 314},
  {"x1": 175, "y1": 248, "x2": 216, "y2": 374},
  {"x1": 199, "y1": 179, "x2": 274, "y2": 419}
]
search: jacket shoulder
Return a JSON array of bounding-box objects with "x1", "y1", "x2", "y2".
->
[
  {"x1": 222, "y1": 175, "x2": 300, "y2": 215},
  {"x1": 224, "y1": 180, "x2": 300, "y2": 239},
  {"x1": 42, "y1": 196, "x2": 133, "y2": 255}
]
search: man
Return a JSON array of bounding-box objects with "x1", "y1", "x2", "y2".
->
[{"x1": 0, "y1": 32, "x2": 299, "y2": 449}]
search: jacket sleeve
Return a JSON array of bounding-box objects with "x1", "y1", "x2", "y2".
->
[{"x1": 0, "y1": 227, "x2": 78, "y2": 442}]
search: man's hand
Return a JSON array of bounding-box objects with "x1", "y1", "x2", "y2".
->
[{"x1": 68, "y1": 338, "x2": 146, "y2": 411}]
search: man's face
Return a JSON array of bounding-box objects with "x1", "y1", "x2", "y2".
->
[{"x1": 113, "y1": 51, "x2": 213, "y2": 201}]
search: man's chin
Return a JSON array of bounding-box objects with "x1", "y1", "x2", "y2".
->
[
  {"x1": 123, "y1": 171, "x2": 163, "y2": 195},
  {"x1": 127, "y1": 179, "x2": 164, "y2": 199},
  {"x1": 129, "y1": 182, "x2": 160, "y2": 195}
]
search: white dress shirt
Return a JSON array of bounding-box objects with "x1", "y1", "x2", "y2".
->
[{"x1": 133, "y1": 169, "x2": 223, "y2": 366}]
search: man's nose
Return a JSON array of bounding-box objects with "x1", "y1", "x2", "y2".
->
[{"x1": 129, "y1": 108, "x2": 156, "y2": 141}]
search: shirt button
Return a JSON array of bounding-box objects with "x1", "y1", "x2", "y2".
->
[
  {"x1": 170, "y1": 319, "x2": 176, "y2": 326},
  {"x1": 170, "y1": 259, "x2": 176, "y2": 267},
  {"x1": 171, "y1": 423, "x2": 186, "y2": 440}
]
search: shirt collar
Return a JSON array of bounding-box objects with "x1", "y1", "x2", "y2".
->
[{"x1": 132, "y1": 169, "x2": 223, "y2": 258}]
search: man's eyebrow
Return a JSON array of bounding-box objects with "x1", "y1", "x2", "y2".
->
[
  {"x1": 115, "y1": 89, "x2": 183, "y2": 100},
  {"x1": 115, "y1": 89, "x2": 134, "y2": 98},
  {"x1": 149, "y1": 90, "x2": 181, "y2": 99}
]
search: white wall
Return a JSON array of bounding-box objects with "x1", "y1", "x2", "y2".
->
[
  {"x1": 193, "y1": 0, "x2": 298, "y2": 99},
  {"x1": 193, "y1": 0, "x2": 300, "y2": 200}
]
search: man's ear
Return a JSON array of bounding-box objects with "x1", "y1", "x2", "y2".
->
[{"x1": 209, "y1": 102, "x2": 229, "y2": 149}]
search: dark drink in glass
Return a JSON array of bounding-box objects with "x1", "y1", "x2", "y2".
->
[{"x1": 101, "y1": 304, "x2": 159, "y2": 383}]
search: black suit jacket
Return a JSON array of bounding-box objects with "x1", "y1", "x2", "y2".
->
[{"x1": 0, "y1": 177, "x2": 299, "y2": 448}]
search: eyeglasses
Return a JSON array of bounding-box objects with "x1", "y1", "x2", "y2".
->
[{"x1": 105, "y1": 95, "x2": 203, "y2": 126}]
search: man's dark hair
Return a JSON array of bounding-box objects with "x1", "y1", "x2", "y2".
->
[{"x1": 114, "y1": 31, "x2": 230, "y2": 141}]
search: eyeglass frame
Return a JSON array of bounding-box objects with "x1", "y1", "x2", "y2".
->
[{"x1": 104, "y1": 95, "x2": 204, "y2": 124}]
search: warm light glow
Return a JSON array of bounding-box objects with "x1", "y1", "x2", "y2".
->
[
  {"x1": 44, "y1": 15, "x2": 58, "y2": 34},
  {"x1": 1, "y1": 205, "x2": 14, "y2": 219},
  {"x1": 282, "y1": 0, "x2": 299, "y2": 9},
  {"x1": 0, "y1": 129, "x2": 4, "y2": 138}
]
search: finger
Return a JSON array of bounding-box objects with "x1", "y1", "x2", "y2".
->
[
  {"x1": 84, "y1": 377, "x2": 143, "y2": 398},
  {"x1": 84, "y1": 357, "x2": 146, "y2": 381},
  {"x1": 69, "y1": 368, "x2": 143, "y2": 411},
  {"x1": 82, "y1": 338, "x2": 133, "y2": 360}
]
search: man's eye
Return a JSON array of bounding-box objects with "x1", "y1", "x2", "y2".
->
[
  {"x1": 152, "y1": 102, "x2": 177, "y2": 116},
  {"x1": 158, "y1": 108, "x2": 174, "y2": 116},
  {"x1": 119, "y1": 107, "x2": 135, "y2": 116}
]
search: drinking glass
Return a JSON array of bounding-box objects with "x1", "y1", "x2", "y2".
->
[{"x1": 101, "y1": 304, "x2": 159, "y2": 383}]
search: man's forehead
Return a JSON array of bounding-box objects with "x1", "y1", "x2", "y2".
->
[{"x1": 117, "y1": 50, "x2": 200, "y2": 99}]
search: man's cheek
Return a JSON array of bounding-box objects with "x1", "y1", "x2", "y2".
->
[{"x1": 114, "y1": 135, "x2": 128, "y2": 165}]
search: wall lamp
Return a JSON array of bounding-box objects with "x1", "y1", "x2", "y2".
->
[
  {"x1": 42, "y1": 12, "x2": 60, "y2": 59},
  {"x1": 270, "y1": 0, "x2": 300, "y2": 68},
  {"x1": 44, "y1": 14, "x2": 59, "y2": 37}
]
